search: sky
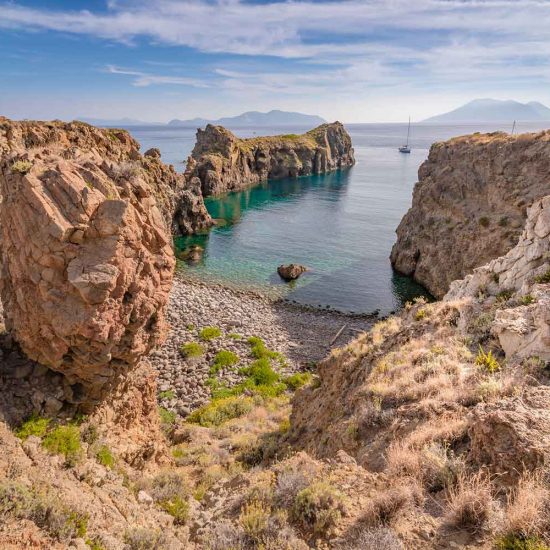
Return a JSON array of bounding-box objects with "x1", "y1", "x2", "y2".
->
[{"x1": 1, "y1": 0, "x2": 550, "y2": 123}]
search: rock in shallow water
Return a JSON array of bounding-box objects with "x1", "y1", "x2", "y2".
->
[{"x1": 277, "y1": 264, "x2": 308, "y2": 281}]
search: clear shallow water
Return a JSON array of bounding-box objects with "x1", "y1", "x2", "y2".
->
[{"x1": 127, "y1": 121, "x2": 550, "y2": 314}]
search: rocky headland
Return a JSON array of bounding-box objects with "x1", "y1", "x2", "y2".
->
[
  {"x1": 184, "y1": 122, "x2": 355, "y2": 196},
  {"x1": 0, "y1": 121, "x2": 549, "y2": 549},
  {"x1": 391, "y1": 130, "x2": 550, "y2": 297}
]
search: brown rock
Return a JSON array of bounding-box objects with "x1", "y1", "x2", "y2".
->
[
  {"x1": 277, "y1": 264, "x2": 308, "y2": 281},
  {"x1": 391, "y1": 131, "x2": 550, "y2": 297},
  {"x1": 469, "y1": 387, "x2": 550, "y2": 481},
  {"x1": 0, "y1": 119, "x2": 180, "y2": 401},
  {"x1": 185, "y1": 122, "x2": 355, "y2": 196}
]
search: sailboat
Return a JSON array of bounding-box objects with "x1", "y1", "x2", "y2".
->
[{"x1": 399, "y1": 117, "x2": 411, "y2": 153}]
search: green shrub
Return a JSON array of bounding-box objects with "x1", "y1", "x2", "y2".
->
[
  {"x1": 159, "y1": 389, "x2": 175, "y2": 400},
  {"x1": 186, "y1": 396, "x2": 254, "y2": 427},
  {"x1": 42, "y1": 425, "x2": 81, "y2": 465},
  {"x1": 496, "y1": 534, "x2": 550, "y2": 550},
  {"x1": 240, "y1": 358, "x2": 279, "y2": 386},
  {"x1": 96, "y1": 445, "x2": 115, "y2": 469},
  {"x1": 475, "y1": 346, "x2": 501, "y2": 373},
  {"x1": 521, "y1": 294, "x2": 536, "y2": 305},
  {"x1": 15, "y1": 415, "x2": 50, "y2": 440},
  {"x1": 479, "y1": 216, "x2": 490, "y2": 228},
  {"x1": 239, "y1": 500, "x2": 270, "y2": 541},
  {"x1": 210, "y1": 350, "x2": 239, "y2": 374},
  {"x1": 200, "y1": 326, "x2": 222, "y2": 341},
  {"x1": 159, "y1": 495, "x2": 189, "y2": 525},
  {"x1": 535, "y1": 269, "x2": 550, "y2": 284},
  {"x1": 284, "y1": 372, "x2": 313, "y2": 391},
  {"x1": 415, "y1": 308, "x2": 428, "y2": 321},
  {"x1": 180, "y1": 342, "x2": 204, "y2": 358},
  {"x1": 293, "y1": 482, "x2": 345, "y2": 536},
  {"x1": 158, "y1": 407, "x2": 176, "y2": 426},
  {"x1": 228, "y1": 333, "x2": 242, "y2": 340},
  {"x1": 0, "y1": 481, "x2": 88, "y2": 540},
  {"x1": 11, "y1": 160, "x2": 33, "y2": 174},
  {"x1": 497, "y1": 290, "x2": 514, "y2": 302},
  {"x1": 248, "y1": 336, "x2": 280, "y2": 360}
]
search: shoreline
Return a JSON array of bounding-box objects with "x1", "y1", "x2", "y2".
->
[{"x1": 149, "y1": 274, "x2": 378, "y2": 415}]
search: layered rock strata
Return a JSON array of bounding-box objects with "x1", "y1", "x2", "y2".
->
[
  {"x1": 391, "y1": 130, "x2": 550, "y2": 297},
  {"x1": 185, "y1": 122, "x2": 355, "y2": 196},
  {"x1": 0, "y1": 119, "x2": 184, "y2": 401}
]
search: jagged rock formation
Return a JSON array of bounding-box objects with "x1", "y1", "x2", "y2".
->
[
  {"x1": 0, "y1": 118, "x2": 186, "y2": 401},
  {"x1": 391, "y1": 131, "x2": 550, "y2": 297},
  {"x1": 185, "y1": 122, "x2": 355, "y2": 196}
]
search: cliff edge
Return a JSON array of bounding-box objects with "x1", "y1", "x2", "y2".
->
[
  {"x1": 185, "y1": 121, "x2": 355, "y2": 196},
  {"x1": 390, "y1": 130, "x2": 550, "y2": 297}
]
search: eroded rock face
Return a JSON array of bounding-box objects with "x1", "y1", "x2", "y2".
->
[
  {"x1": 0, "y1": 118, "x2": 180, "y2": 401},
  {"x1": 469, "y1": 387, "x2": 550, "y2": 481},
  {"x1": 391, "y1": 131, "x2": 550, "y2": 298},
  {"x1": 185, "y1": 122, "x2": 355, "y2": 196}
]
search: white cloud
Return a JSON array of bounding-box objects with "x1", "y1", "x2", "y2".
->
[{"x1": 105, "y1": 65, "x2": 211, "y2": 87}]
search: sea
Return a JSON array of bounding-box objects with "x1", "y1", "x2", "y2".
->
[{"x1": 125, "y1": 121, "x2": 549, "y2": 315}]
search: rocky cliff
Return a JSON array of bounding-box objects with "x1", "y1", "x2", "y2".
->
[
  {"x1": 0, "y1": 119, "x2": 184, "y2": 402},
  {"x1": 185, "y1": 121, "x2": 355, "y2": 196},
  {"x1": 390, "y1": 130, "x2": 550, "y2": 297}
]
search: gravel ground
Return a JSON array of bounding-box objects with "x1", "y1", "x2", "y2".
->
[{"x1": 149, "y1": 275, "x2": 377, "y2": 416}]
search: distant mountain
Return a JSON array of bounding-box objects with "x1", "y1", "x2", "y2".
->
[
  {"x1": 168, "y1": 110, "x2": 326, "y2": 128},
  {"x1": 77, "y1": 117, "x2": 161, "y2": 127},
  {"x1": 423, "y1": 99, "x2": 550, "y2": 123}
]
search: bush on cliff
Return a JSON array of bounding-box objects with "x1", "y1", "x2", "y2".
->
[{"x1": 187, "y1": 396, "x2": 254, "y2": 427}]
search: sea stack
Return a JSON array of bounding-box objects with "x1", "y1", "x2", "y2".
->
[{"x1": 185, "y1": 122, "x2": 355, "y2": 196}]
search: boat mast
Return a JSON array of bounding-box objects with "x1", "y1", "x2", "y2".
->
[{"x1": 406, "y1": 116, "x2": 411, "y2": 146}]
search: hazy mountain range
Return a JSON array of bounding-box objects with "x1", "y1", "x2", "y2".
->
[
  {"x1": 78, "y1": 110, "x2": 326, "y2": 128},
  {"x1": 423, "y1": 99, "x2": 550, "y2": 123},
  {"x1": 168, "y1": 110, "x2": 326, "y2": 127}
]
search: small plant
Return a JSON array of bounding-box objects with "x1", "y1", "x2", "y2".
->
[
  {"x1": 15, "y1": 415, "x2": 50, "y2": 440},
  {"x1": 96, "y1": 445, "x2": 115, "y2": 469},
  {"x1": 293, "y1": 482, "x2": 346, "y2": 536},
  {"x1": 240, "y1": 358, "x2": 279, "y2": 386},
  {"x1": 479, "y1": 216, "x2": 490, "y2": 228},
  {"x1": 124, "y1": 529, "x2": 169, "y2": 550},
  {"x1": 248, "y1": 336, "x2": 280, "y2": 360},
  {"x1": 284, "y1": 372, "x2": 312, "y2": 391},
  {"x1": 228, "y1": 333, "x2": 242, "y2": 340},
  {"x1": 496, "y1": 535, "x2": 550, "y2": 550},
  {"x1": 42, "y1": 424, "x2": 81, "y2": 465},
  {"x1": 186, "y1": 396, "x2": 254, "y2": 427},
  {"x1": 186, "y1": 323, "x2": 195, "y2": 331},
  {"x1": 415, "y1": 308, "x2": 428, "y2": 321},
  {"x1": 239, "y1": 500, "x2": 270, "y2": 541},
  {"x1": 475, "y1": 346, "x2": 501, "y2": 373},
  {"x1": 521, "y1": 294, "x2": 536, "y2": 306},
  {"x1": 159, "y1": 389, "x2": 175, "y2": 400},
  {"x1": 200, "y1": 326, "x2": 222, "y2": 341},
  {"x1": 497, "y1": 289, "x2": 514, "y2": 302},
  {"x1": 11, "y1": 160, "x2": 33, "y2": 174},
  {"x1": 158, "y1": 407, "x2": 176, "y2": 426},
  {"x1": 180, "y1": 342, "x2": 205, "y2": 358},
  {"x1": 211, "y1": 350, "x2": 239, "y2": 374},
  {"x1": 535, "y1": 269, "x2": 550, "y2": 284},
  {"x1": 160, "y1": 495, "x2": 189, "y2": 525}
]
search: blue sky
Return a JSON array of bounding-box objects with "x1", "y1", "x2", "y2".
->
[{"x1": 1, "y1": 0, "x2": 549, "y2": 123}]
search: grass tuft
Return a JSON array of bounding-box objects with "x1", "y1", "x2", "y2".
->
[
  {"x1": 180, "y1": 341, "x2": 205, "y2": 358},
  {"x1": 200, "y1": 326, "x2": 222, "y2": 341},
  {"x1": 475, "y1": 346, "x2": 501, "y2": 373},
  {"x1": 15, "y1": 415, "x2": 50, "y2": 440}
]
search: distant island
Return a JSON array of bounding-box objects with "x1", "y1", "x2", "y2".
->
[
  {"x1": 423, "y1": 99, "x2": 550, "y2": 123},
  {"x1": 168, "y1": 110, "x2": 326, "y2": 128}
]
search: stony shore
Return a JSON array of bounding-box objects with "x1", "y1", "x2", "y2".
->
[{"x1": 149, "y1": 274, "x2": 376, "y2": 416}]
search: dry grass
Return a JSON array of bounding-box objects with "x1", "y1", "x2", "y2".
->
[
  {"x1": 503, "y1": 472, "x2": 550, "y2": 538},
  {"x1": 361, "y1": 483, "x2": 422, "y2": 527},
  {"x1": 445, "y1": 472, "x2": 495, "y2": 532}
]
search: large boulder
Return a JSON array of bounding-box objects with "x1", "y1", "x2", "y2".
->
[
  {"x1": 185, "y1": 122, "x2": 355, "y2": 196},
  {"x1": 0, "y1": 119, "x2": 180, "y2": 402},
  {"x1": 391, "y1": 131, "x2": 550, "y2": 297}
]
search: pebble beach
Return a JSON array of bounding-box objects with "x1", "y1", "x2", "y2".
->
[{"x1": 149, "y1": 274, "x2": 376, "y2": 415}]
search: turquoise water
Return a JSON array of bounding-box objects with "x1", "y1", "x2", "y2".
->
[{"x1": 128, "y1": 121, "x2": 550, "y2": 314}]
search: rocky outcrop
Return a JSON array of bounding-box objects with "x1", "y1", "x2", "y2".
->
[
  {"x1": 390, "y1": 131, "x2": 550, "y2": 298},
  {"x1": 0, "y1": 118, "x2": 212, "y2": 236},
  {"x1": 0, "y1": 119, "x2": 182, "y2": 402},
  {"x1": 185, "y1": 122, "x2": 355, "y2": 196},
  {"x1": 277, "y1": 264, "x2": 308, "y2": 281}
]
